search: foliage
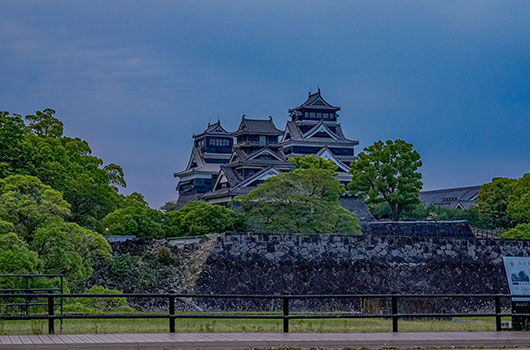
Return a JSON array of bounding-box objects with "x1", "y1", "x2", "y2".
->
[
  {"x1": 0, "y1": 175, "x2": 70, "y2": 241},
  {"x1": 501, "y1": 224, "x2": 530, "y2": 239},
  {"x1": 475, "y1": 177, "x2": 516, "y2": 229},
  {"x1": 102, "y1": 205, "x2": 165, "y2": 239},
  {"x1": 164, "y1": 201, "x2": 243, "y2": 237},
  {"x1": 0, "y1": 233, "x2": 42, "y2": 275},
  {"x1": 289, "y1": 154, "x2": 338, "y2": 175},
  {"x1": 348, "y1": 139, "x2": 423, "y2": 221},
  {"x1": 24, "y1": 109, "x2": 63, "y2": 138},
  {"x1": 507, "y1": 173, "x2": 530, "y2": 225},
  {"x1": 235, "y1": 168, "x2": 361, "y2": 234},
  {"x1": 31, "y1": 221, "x2": 112, "y2": 285},
  {"x1": 160, "y1": 200, "x2": 179, "y2": 212},
  {"x1": 64, "y1": 286, "x2": 132, "y2": 314},
  {"x1": 0, "y1": 110, "x2": 126, "y2": 232}
]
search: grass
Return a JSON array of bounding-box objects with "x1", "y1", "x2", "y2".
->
[{"x1": 0, "y1": 314, "x2": 498, "y2": 335}]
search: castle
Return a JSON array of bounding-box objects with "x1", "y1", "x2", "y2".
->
[{"x1": 174, "y1": 90, "x2": 361, "y2": 210}]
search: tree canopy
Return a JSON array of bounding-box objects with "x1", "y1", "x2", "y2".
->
[
  {"x1": 164, "y1": 201, "x2": 243, "y2": 237},
  {"x1": 289, "y1": 154, "x2": 338, "y2": 174},
  {"x1": 235, "y1": 167, "x2": 361, "y2": 234},
  {"x1": 348, "y1": 139, "x2": 422, "y2": 221}
]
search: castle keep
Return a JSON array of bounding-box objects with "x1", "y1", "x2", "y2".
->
[{"x1": 174, "y1": 90, "x2": 359, "y2": 208}]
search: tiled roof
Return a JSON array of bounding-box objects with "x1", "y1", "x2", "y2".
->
[
  {"x1": 232, "y1": 116, "x2": 283, "y2": 136},
  {"x1": 420, "y1": 185, "x2": 482, "y2": 209},
  {"x1": 289, "y1": 90, "x2": 340, "y2": 112},
  {"x1": 338, "y1": 196, "x2": 375, "y2": 222}
]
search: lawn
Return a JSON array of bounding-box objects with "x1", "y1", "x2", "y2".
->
[{"x1": 0, "y1": 315, "x2": 497, "y2": 334}]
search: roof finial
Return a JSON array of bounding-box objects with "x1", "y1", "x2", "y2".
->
[
  {"x1": 269, "y1": 115, "x2": 272, "y2": 121},
  {"x1": 317, "y1": 86, "x2": 320, "y2": 94},
  {"x1": 242, "y1": 114, "x2": 246, "y2": 120}
]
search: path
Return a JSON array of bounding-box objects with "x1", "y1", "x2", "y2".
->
[{"x1": 1, "y1": 332, "x2": 530, "y2": 349}]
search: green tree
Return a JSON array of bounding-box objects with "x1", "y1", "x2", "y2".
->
[
  {"x1": 64, "y1": 286, "x2": 132, "y2": 314},
  {"x1": 501, "y1": 223, "x2": 530, "y2": 239},
  {"x1": 235, "y1": 168, "x2": 361, "y2": 234},
  {"x1": 164, "y1": 201, "x2": 243, "y2": 237},
  {"x1": 0, "y1": 112, "x2": 27, "y2": 178},
  {"x1": 0, "y1": 109, "x2": 127, "y2": 232},
  {"x1": 0, "y1": 233, "x2": 42, "y2": 290},
  {"x1": 475, "y1": 177, "x2": 516, "y2": 229},
  {"x1": 289, "y1": 154, "x2": 338, "y2": 174},
  {"x1": 103, "y1": 206, "x2": 165, "y2": 239},
  {"x1": 0, "y1": 175, "x2": 70, "y2": 241},
  {"x1": 24, "y1": 108, "x2": 63, "y2": 138},
  {"x1": 507, "y1": 173, "x2": 530, "y2": 225},
  {"x1": 348, "y1": 139, "x2": 423, "y2": 221},
  {"x1": 0, "y1": 233, "x2": 42, "y2": 275},
  {"x1": 31, "y1": 221, "x2": 112, "y2": 284},
  {"x1": 160, "y1": 200, "x2": 179, "y2": 212}
]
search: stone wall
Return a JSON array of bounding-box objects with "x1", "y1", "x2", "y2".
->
[{"x1": 192, "y1": 233, "x2": 530, "y2": 312}]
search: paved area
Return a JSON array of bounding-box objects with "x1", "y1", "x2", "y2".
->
[{"x1": 1, "y1": 332, "x2": 530, "y2": 349}]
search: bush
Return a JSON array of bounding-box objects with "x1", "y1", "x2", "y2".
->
[
  {"x1": 502, "y1": 223, "x2": 530, "y2": 239},
  {"x1": 64, "y1": 286, "x2": 132, "y2": 314},
  {"x1": 164, "y1": 201, "x2": 243, "y2": 237}
]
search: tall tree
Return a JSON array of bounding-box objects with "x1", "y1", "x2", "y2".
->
[
  {"x1": 235, "y1": 168, "x2": 361, "y2": 234},
  {"x1": 475, "y1": 177, "x2": 516, "y2": 229},
  {"x1": 348, "y1": 139, "x2": 423, "y2": 221}
]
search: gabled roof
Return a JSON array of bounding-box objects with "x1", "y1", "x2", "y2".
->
[
  {"x1": 193, "y1": 120, "x2": 231, "y2": 138},
  {"x1": 246, "y1": 147, "x2": 286, "y2": 162},
  {"x1": 303, "y1": 121, "x2": 341, "y2": 140},
  {"x1": 237, "y1": 166, "x2": 281, "y2": 188},
  {"x1": 315, "y1": 147, "x2": 351, "y2": 172},
  {"x1": 232, "y1": 116, "x2": 283, "y2": 136},
  {"x1": 289, "y1": 89, "x2": 340, "y2": 113}
]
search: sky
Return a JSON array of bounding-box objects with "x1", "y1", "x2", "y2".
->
[{"x1": 1, "y1": 1, "x2": 529, "y2": 208}]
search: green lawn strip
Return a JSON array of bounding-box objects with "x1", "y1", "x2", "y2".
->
[{"x1": 0, "y1": 313, "x2": 496, "y2": 334}]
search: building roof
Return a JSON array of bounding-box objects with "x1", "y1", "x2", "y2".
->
[
  {"x1": 289, "y1": 89, "x2": 340, "y2": 114},
  {"x1": 338, "y1": 196, "x2": 375, "y2": 222},
  {"x1": 192, "y1": 120, "x2": 231, "y2": 138},
  {"x1": 232, "y1": 116, "x2": 283, "y2": 136},
  {"x1": 419, "y1": 185, "x2": 482, "y2": 210}
]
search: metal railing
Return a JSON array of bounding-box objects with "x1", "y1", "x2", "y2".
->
[{"x1": 0, "y1": 292, "x2": 528, "y2": 334}]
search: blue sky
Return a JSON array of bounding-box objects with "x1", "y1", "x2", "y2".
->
[{"x1": 1, "y1": 1, "x2": 529, "y2": 208}]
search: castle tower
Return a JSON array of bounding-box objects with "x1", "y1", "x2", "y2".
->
[
  {"x1": 280, "y1": 90, "x2": 359, "y2": 185},
  {"x1": 173, "y1": 120, "x2": 233, "y2": 209}
]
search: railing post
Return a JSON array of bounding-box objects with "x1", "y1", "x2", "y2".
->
[
  {"x1": 282, "y1": 293, "x2": 289, "y2": 333},
  {"x1": 391, "y1": 293, "x2": 398, "y2": 333},
  {"x1": 47, "y1": 295, "x2": 55, "y2": 334},
  {"x1": 169, "y1": 296, "x2": 175, "y2": 333},
  {"x1": 495, "y1": 294, "x2": 502, "y2": 332}
]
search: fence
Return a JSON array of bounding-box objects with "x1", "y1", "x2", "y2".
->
[
  {"x1": 1, "y1": 293, "x2": 530, "y2": 334},
  {"x1": 0, "y1": 274, "x2": 64, "y2": 332},
  {"x1": 471, "y1": 226, "x2": 503, "y2": 239}
]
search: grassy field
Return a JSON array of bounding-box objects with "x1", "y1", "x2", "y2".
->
[{"x1": 0, "y1": 315, "x2": 498, "y2": 334}]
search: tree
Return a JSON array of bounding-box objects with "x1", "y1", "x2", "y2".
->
[
  {"x1": 475, "y1": 177, "x2": 516, "y2": 229},
  {"x1": 164, "y1": 201, "x2": 243, "y2": 237},
  {"x1": 0, "y1": 233, "x2": 42, "y2": 275},
  {"x1": 103, "y1": 206, "x2": 165, "y2": 239},
  {"x1": 235, "y1": 168, "x2": 361, "y2": 234},
  {"x1": 160, "y1": 200, "x2": 179, "y2": 212},
  {"x1": 502, "y1": 224, "x2": 530, "y2": 239},
  {"x1": 348, "y1": 139, "x2": 423, "y2": 221},
  {"x1": 31, "y1": 221, "x2": 112, "y2": 284},
  {"x1": 289, "y1": 154, "x2": 338, "y2": 174},
  {"x1": 24, "y1": 108, "x2": 63, "y2": 138},
  {"x1": 507, "y1": 173, "x2": 530, "y2": 225},
  {"x1": 0, "y1": 109, "x2": 128, "y2": 232},
  {"x1": 0, "y1": 175, "x2": 70, "y2": 241}
]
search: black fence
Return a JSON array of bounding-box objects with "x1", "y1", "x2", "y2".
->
[{"x1": 1, "y1": 293, "x2": 529, "y2": 334}]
